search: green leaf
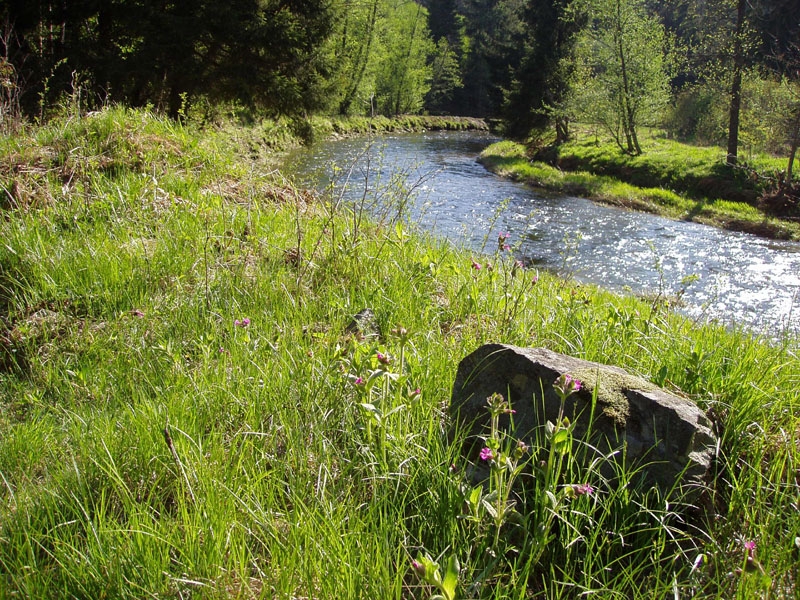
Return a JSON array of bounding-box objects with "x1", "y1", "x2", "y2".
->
[
  {"x1": 469, "y1": 486, "x2": 482, "y2": 506},
  {"x1": 441, "y1": 554, "x2": 460, "y2": 600},
  {"x1": 552, "y1": 428, "x2": 572, "y2": 455},
  {"x1": 481, "y1": 497, "x2": 498, "y2": 518}
]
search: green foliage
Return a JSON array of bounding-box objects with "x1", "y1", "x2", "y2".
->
[
  {"x1": 323, "y1": 0, "x2": 436, "y2": 117},
  {"x1": 326, "y1": 0, "x2": 383, "y2": 116},
  {"x1": 426, "y1": 39, "x2": 464, "y2": 114},
  {"x1": 571, "y1": 0, "x2": 672, "y2": 154},
  {"x1": 503, "y1": 0, "x2": 586, "y2": 139},
  {"x1": 374, "y1": 1, "x2": 434, "y2": 116},
  {"x1": 5, "y1": 0, "x2": 336, "y2": 119}
]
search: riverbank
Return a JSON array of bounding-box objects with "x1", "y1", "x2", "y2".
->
[
  {"x1": 0, "y1": 107, "x2": 797, "y2": 598},
  {"x1": 214, "y1": 112, "x2": 489, "y2": 163},
  {"x1": 479, "y1": 136, "x2": 800, "y2": 241}
]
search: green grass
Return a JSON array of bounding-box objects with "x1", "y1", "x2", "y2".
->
[
  {"x1": 479, "y1": 133, "x2": 800, "y2": 240},
  {"x1": 0, "y1": 107, "x2": 798, "y2": 598}
]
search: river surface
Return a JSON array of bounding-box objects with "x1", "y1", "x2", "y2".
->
[{"x1": 284, "y1": 131, "x2": 800, "y2": 337}]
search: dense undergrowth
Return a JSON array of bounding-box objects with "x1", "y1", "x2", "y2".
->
[
  {"x1": 0, "y1": 107, "x2": 798, "y2": 598},
  {"x1": 480, "y1": 133, "x2": 800, "y2": 240}
]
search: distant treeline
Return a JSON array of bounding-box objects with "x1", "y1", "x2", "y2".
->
[{"x1": 2, "y1": 1, "x2": 799, "y2": 166}]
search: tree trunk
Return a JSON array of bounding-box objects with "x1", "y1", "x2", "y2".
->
[
  {"x1": 615, "y1": 0, "x2": 640, "y2": 155},
  {"x1": 339, "y1": 0, "x2": 379, "y2": 115},
  {"x1": 393, "y1": 4, "x2": 423, "y2": 116},
  {"x1": 555, "y1": 116, "x2": 570, "y2": 143},
  {"x1": 726, "y1": 0, "x2": 746, "y2": 166},
  {"x1": 788, "y1": 108, "x2": 799, "y2": 181}
]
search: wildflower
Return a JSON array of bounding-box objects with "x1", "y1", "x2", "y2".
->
[
  {"x1": 513, "y1": 440, "x2": 529, "y2": 460},
  {"x1": 497, "y1": 232, "x2": 512, "y2": 252},
  {"x1": 572, "y1": 483, "x2": 594, "y2": 496},
  {"x1": 487, "y1": 392, "x2": 515, "y2": 415},
  {"x1": 411, "y1": 559, "x2": 426, "y2": 578},
  {"x1": 234, "y1": 317, "x2": 251, "y2": 328},
  {"x1": 376, "y1": 351, "x2": 392, "y2": 365},
  {"x1": 408, "y1": 387, "x2": 422, "y2": 400},
  {"x1": 218, "y1": 347, "x2": 229, "y2": 354},
  {"x1": 566, "y1": 374, "x2": 581, "y2": 392},
  {"x1": 131, "y1": 309, "x2": 145, "y2": 317},
  {"x1": 390, "y1": 326, "x2": 408, "y2": 340},
  {"x1": 554, "y1": 373, "x2": 582, "y2": 399},
  {"x1": 479, "y1": 447, "x2": 495, "y2": 461},
  {"x1": 739, "y1": 539, "x2": 765, "y2": 575},
  {"x1": 354, "y1": 376, "x2": 365, "y2": 385},
  {"x1": 690, "y1": 553, "x2": 705, "y2": 574},
  {"x1": 471, "y1": 259, "x2": 482, "y2": 270}
]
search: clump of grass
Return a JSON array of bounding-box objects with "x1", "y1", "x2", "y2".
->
[{"x1": 0, "y1": 108, "x2": 797, "y2": 598}]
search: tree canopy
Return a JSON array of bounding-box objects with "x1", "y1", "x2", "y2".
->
[{"x1": 1, "y1": 0, "x2": 798, "y2": 178}]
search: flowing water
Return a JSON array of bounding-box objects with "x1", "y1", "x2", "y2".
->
[{"x1": 284, "y1": 131, "x2": 800, "y2": 337}]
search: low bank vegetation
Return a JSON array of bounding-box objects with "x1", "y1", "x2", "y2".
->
[
  {"x1": 480, "y1": 131, "x2": 800, "y2": 240},
  {"x1": 0, "y1": 108, "x2": 797, "y2": 598}
]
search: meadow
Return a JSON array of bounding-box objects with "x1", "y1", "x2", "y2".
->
[{"x1": 0, "y1": 107, "x2": 797, "y2": 598}]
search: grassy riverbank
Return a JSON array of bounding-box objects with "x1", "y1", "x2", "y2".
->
[
  {"x1": 479, "y1": 134, "x2": 800, "y2": 241},
  {"x1": 1, "y1": 107, "x2": 798, "y2": 598}
]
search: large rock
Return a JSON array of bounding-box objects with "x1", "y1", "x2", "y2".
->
[{"x1": 450, "y1": 344, "x2": 717, "y2": 501}]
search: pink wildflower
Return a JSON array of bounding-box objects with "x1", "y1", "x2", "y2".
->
[
  {"x1": 573, "y1": 483, "x2": 594, "y2": 496},
  {"x1": 565, "y1": 374, "x2": 582, "y2": 392},
  {"x1": 479, "y1": 447, "x2": 495, "y2": 461},
  {"x1": 411, "y1": 560, "x2": 426, "y2": 578}
]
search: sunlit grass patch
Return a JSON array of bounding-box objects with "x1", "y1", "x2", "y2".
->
[{"x1": 480, "y1": 138, "x2": 800, "y2": 240}]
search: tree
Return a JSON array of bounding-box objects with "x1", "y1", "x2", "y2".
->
[
  {"x1": 327, "y1": 0, "x2": 382, "y2": 115},
  {"x1": 2, "y1": 0, "x2": 337, "y2": 119},
  {"x1": 755, "y1": 0, "x2": 800, "y2": 179},
  {"x1": 725, "y1": 0, "x2": 747, "y2": 165},
  {"x1": 572, "y1": 0, "x2": 671, "y2": 154},
  {"x1": 374, "y1": 1, "x2": 433, "y2": 116},
  {"x1": 426, "y1": 37, "x2": 463, "y2": 114},
  {"x1": 503, "y1": 0, "x2": 586, "y2": 140}
]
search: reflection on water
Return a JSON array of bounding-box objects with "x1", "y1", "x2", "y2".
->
[{"x1": 284, "y1": 131, "x2": 800, "y2": 337}]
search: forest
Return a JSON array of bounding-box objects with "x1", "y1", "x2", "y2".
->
[{"x1": 3, "y1": 0, "x2": 799, "y2": 173}]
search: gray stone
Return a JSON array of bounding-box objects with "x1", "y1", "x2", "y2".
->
[
  {"x1": 450, "y1": 344, "x2": 717, "y2": 501},
  {"x1": 344, "y1": 308, "x2": 380, "y2": 339}
]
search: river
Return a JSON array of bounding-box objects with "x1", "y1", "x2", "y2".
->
[{"x1": 284, "y1": 131, "x2": 800, "y2": 337}]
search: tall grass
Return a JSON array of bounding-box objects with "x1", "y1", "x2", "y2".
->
[{"x1": 0, "y1": 107, "x2": 797, "y2": 598}]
